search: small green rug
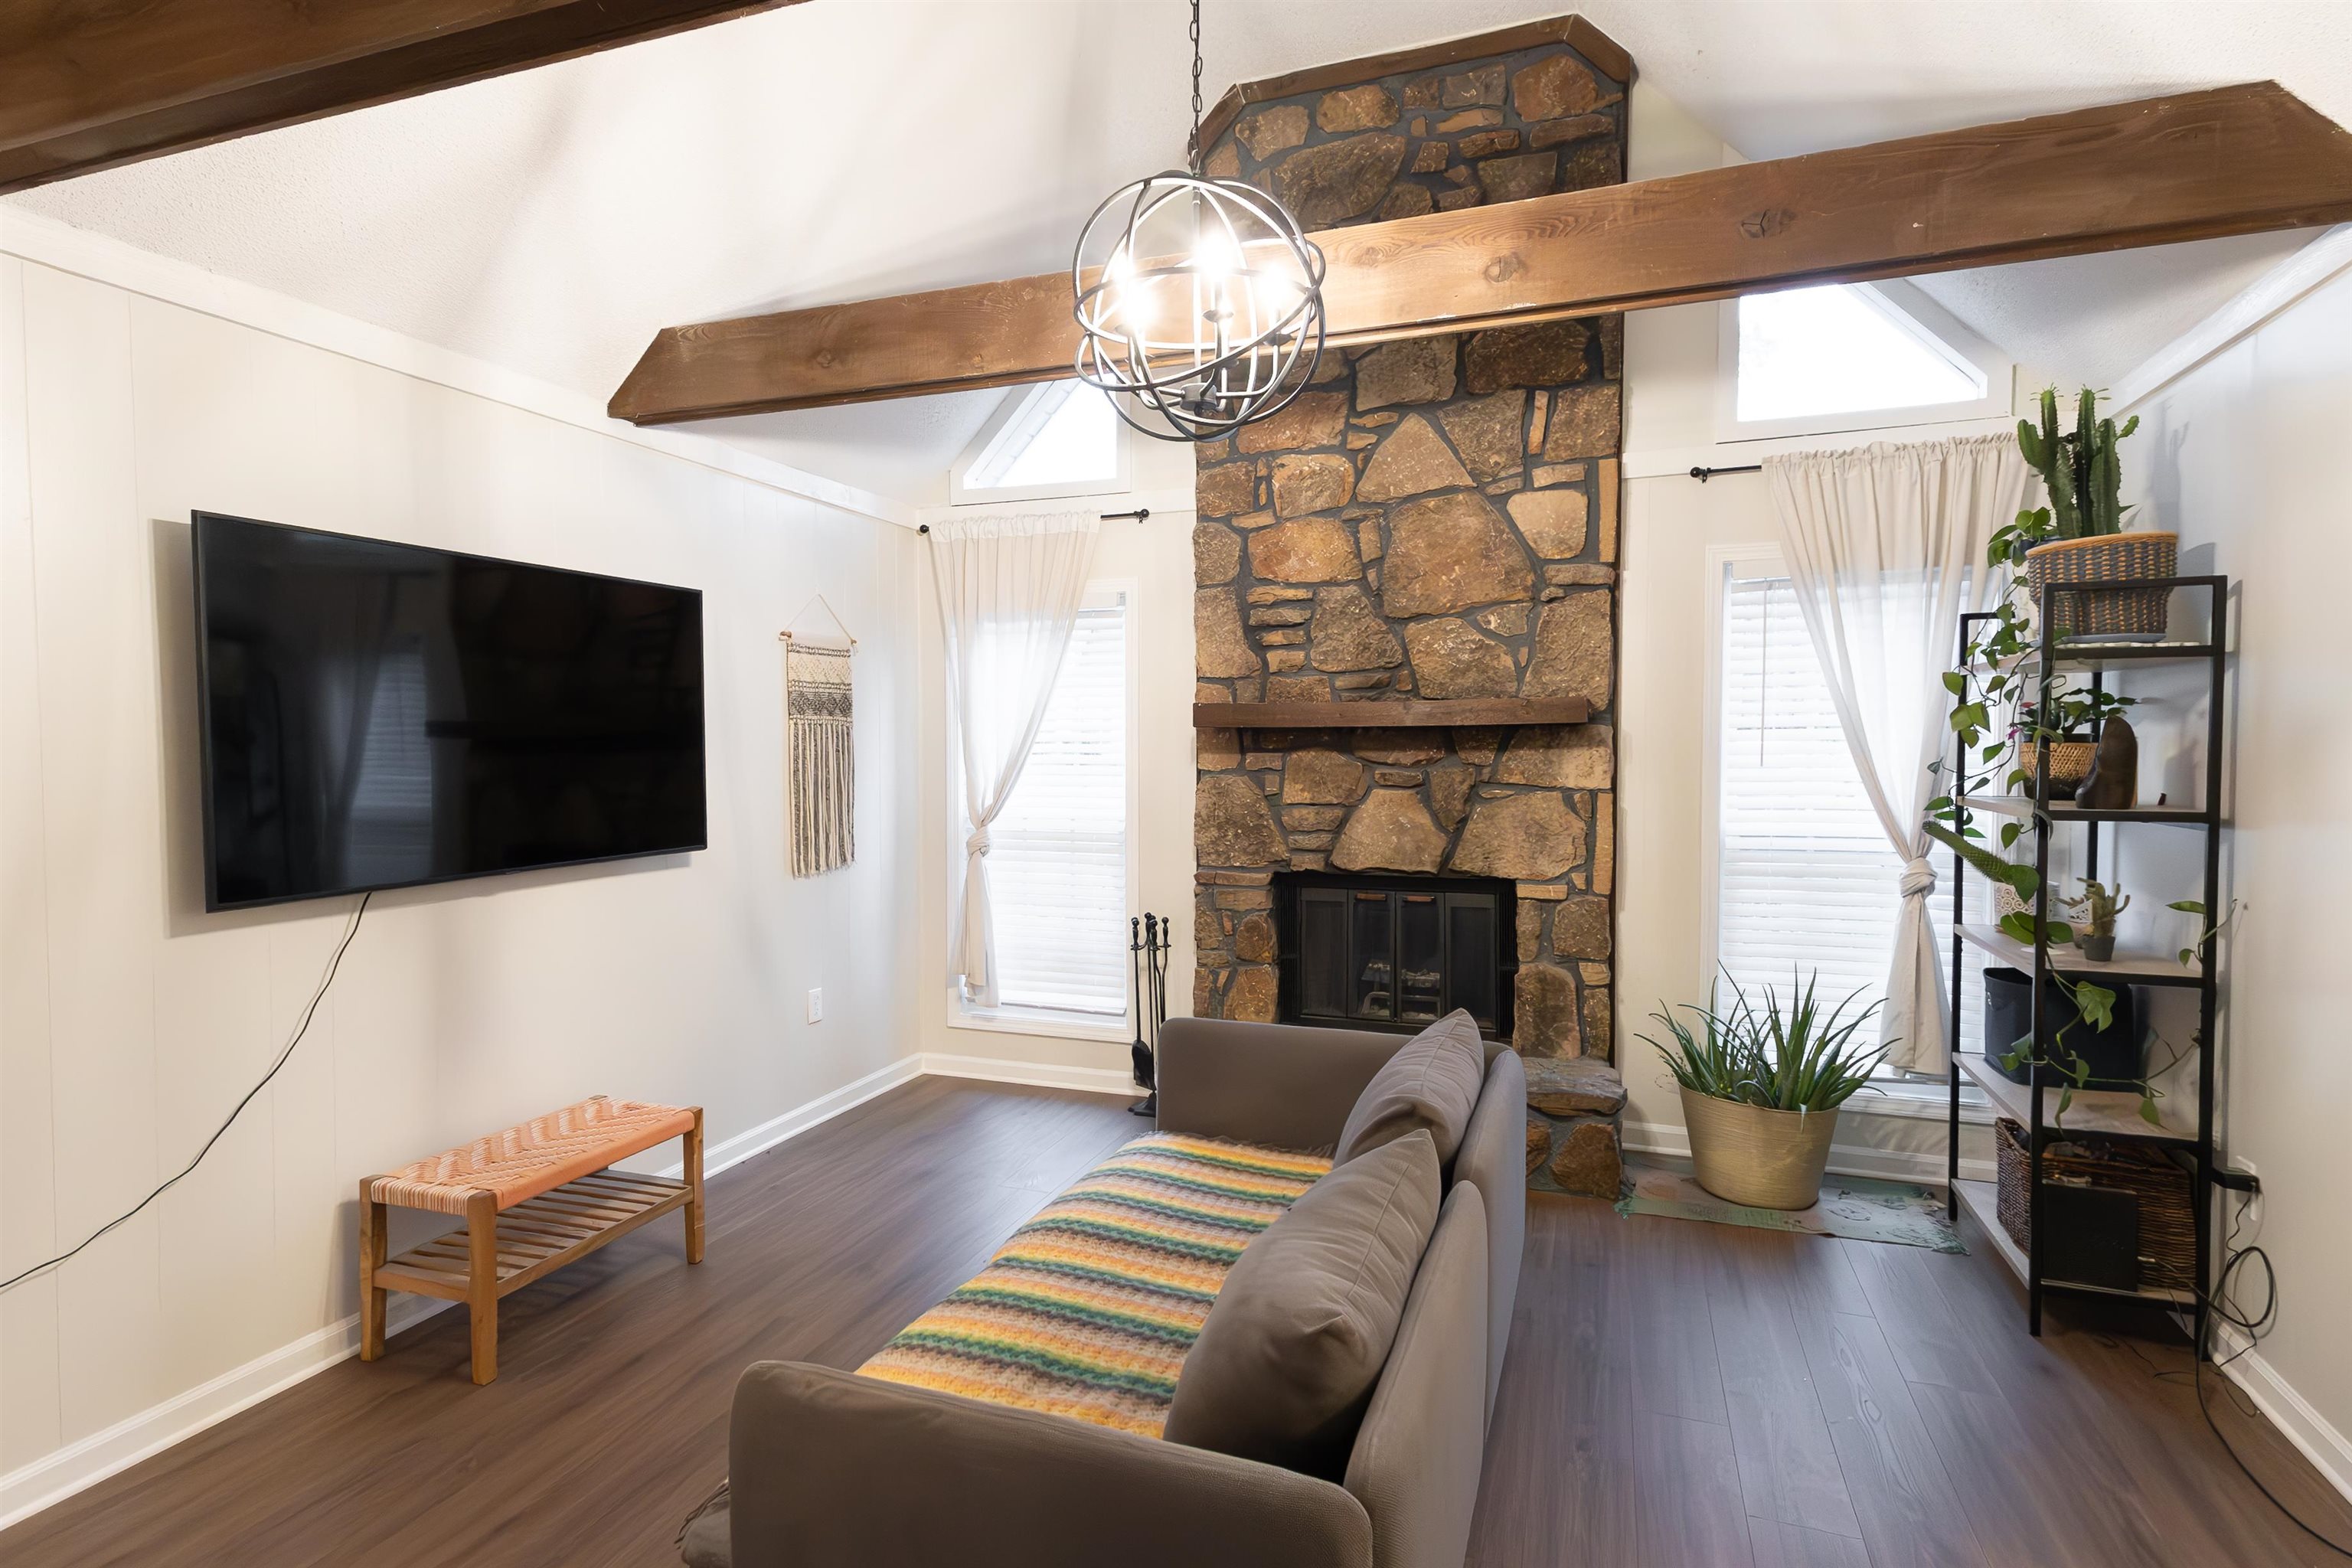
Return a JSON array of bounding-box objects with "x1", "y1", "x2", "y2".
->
[{"x1": 1614, "y1": 1157, "x2": 1965, "y2": 1253}]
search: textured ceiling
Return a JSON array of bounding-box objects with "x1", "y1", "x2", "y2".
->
[
  {"x1": 1911, "y1": 232, "x2": 2316, "y2": 394},
  {"x1": 10, "y1": 1, "x2": 2348, "y2": 501}
]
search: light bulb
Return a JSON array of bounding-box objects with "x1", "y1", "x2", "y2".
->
[{"x1": 1193, "y1": 227, "x2": 1238, "y2": 286}]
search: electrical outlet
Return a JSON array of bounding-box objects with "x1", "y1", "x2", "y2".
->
[{"x1": 807, "y1": 987, "x2": 824, "y2": 1024}]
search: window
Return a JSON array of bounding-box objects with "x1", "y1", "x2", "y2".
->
[
  {"x1": 978, "y1": 592, "x2": 1132, "y2": 1018},
  {"x1": 951, "y1": 381, "x2": 1130, "y2": 505},
  {"x1": 343, "y1": 642, "x2": 433, "y2": 887},
  {"x1": 1709, "y1": 554, "x2": 1984, "y2": 1075},
  {"x1": 1719, "y1": 279, "x2": 2011, "y2": 443}
]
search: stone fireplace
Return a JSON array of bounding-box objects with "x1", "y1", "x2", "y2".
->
[{"x1": 1188, "y1": 20, "x2": 1632, "y2": 1197}]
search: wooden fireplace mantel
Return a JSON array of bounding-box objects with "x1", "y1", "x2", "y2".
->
[{"x1": 1194, "y1": 697, "x2": 1589, "y2": 730}]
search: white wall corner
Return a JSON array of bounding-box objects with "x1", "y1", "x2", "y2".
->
[
  {"x1": 2111, "y1": 223, "x2": 2352, "y2": 416},
  {"x1": 2213, "y1": 1321, "x2": 2352, "y2": 1509}
]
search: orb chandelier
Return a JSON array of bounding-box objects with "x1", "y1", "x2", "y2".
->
[{"x1": 1070, "y1": 0, "x2": 1327, "y2": 443}]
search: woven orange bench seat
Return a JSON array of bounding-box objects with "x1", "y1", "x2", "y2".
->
[
  {"x1": 368, "y1": 1096, "x2": 698, "y2": 1215},
  {"x1": 360, "y1": 1095, "x2": 704, "y2": 1384}
]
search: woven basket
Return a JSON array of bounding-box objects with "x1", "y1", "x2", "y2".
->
[
  {"x1": 2024, "y1": 532, "x2": 2177, "y2": 638},
  {"x1": 2043, "y1": 740, "x2": 2095, "y2": 793},
  {"x1": 1994, "y1": 1118, "x2": 2195, "y2": 1292}
]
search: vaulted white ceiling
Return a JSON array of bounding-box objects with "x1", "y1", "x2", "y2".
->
[{"x1": 10, "y1": 1, "x2": 2349, "y2": 501}]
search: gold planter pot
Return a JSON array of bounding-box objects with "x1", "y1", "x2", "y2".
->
[{"x1": 1679, "y1": 1086, "x2": 1841, "y2": 1210}]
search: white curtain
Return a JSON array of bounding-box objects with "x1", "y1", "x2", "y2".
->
[
  {"x1": 1765, "y1": 434, "x2": 2027, "y2": 1073},
  {"x1": 929, "y1": 511, "x2": 1102, "y2": 1005}
]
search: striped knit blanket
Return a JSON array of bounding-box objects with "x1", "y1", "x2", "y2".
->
[{"x1": 858, "y1": 1132, "x2": 1329, "y2": 1437}]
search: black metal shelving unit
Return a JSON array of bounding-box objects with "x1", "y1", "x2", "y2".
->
[{"x1": 1942, "y1": 575, "x2": 2228, "y2": 1344}]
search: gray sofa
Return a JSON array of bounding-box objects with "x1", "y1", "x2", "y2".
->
[{"x1": 695, "y1": 1018, "x2": 1527, "y2": 1568}]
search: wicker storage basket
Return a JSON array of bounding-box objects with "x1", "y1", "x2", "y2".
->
[
  {"x1": 2024, "y1": 532, "x2": 2177, "y2": 638},
  {"x1": 1994, "y1": 1118, "x2": 2195, "y2": 1292}
]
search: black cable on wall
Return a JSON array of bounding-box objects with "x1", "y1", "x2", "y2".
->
[{"x1": 0, "y1": 891, "x2": 371, "y2": 1295}]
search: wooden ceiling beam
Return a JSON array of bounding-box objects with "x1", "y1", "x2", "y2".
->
[
  {"x1": 609, "y1": 83, "x2": 2352, "y2": 426},
  {"x1": 0, "y1": 0, "x2": 803, "y2": 195}
]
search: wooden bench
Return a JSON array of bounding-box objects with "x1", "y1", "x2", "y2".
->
[{"x1": 359, "y1": 1096, "x2": 704, "y2": 1384}]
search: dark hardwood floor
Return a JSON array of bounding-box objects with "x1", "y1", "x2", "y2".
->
[{"x1": 5, "y1": 1079, "x2": 2347, "y2": 1566}]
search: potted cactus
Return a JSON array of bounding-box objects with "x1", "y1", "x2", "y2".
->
[
  {"x1": 2015, "y1": 387, "x2": 2174, "y2": 639},
  {"x1": 2058, "y1": 878, "x2": 2132, "y2": 962}
]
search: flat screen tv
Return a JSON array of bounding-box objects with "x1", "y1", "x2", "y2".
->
[{"x1": 194, "y1": 513, "x2": 706, "y2": 910}]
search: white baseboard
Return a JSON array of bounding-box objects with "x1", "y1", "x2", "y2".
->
[
  {"x1": 2212, "y1": 1321, "x2": 2352, "y2": 1509},
  {"x1": 918, "y1": 1051, "x2": 1140, "y2": 1098},
  {"x1": 0, "y1": 1053, "x2": 930, "y2": 1531},
  {"x1": 648, "y1": 1054, "x2": 924, "y2": 1182},
  {"x1": 1622, "y1": 1119, "x2": 1996, "y2": 1185},
  {"x1": 0, "y1": 1291, "x2": 449, "y2": 1530}
]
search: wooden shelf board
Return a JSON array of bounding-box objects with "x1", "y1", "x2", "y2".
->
[
  {"x1": 1971, "y1": 641, "x2": 2217, "y2": 676},
  {"x1": 1958, "y1": 923, "x2": 2203, "y2": 985},
  {"x1": 1955, "y1": 1178, "x2": 2028, "y2": 1278},
  {"x1": 1195, "y1": 697, "x2": 1589, "y2": 730},
  {"x1": 1952, "y1": 1180, "x2": 2197, "y2": 1306},
  {"x1": 1956, "y1": 1053, "x2": 2195, "y2": 1143},
  {"x1": 1958, "y1": 795, "x2": 2212, "y2": 825},
  {"x1": 381, "y1": 1172, "x2": 691, "y2": 1302}
]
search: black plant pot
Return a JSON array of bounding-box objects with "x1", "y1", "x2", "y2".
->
[{"x1": 1982, "y1": 965, "x2": 2144, "y2": 1091}]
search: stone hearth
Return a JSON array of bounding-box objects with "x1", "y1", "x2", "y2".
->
[{"x1": 1189, "y1": 25, "x2": 1629, "y2": 1197}]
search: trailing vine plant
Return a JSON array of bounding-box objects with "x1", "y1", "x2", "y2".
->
[{"x1": 1922, "y1": 387, "x2": 2146, "y2": 914}]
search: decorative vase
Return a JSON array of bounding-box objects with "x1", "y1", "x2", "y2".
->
[
  {"x1": 2074, "y1": 716, "x2": 2138, "y2": 809},
  {"x1": 2024, "y1": 531, "x2": 2177, "y2": 639},
  {"x1": 1678, "y1": 1086, "x2": 1839, "y2": 1210}
]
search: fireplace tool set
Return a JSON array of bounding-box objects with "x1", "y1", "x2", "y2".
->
[{"x1": 1129, "y1": 913, "x2": 1171, "y2": 1117}]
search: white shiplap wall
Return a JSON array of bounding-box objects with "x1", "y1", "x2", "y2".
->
[{"x1": 0, "y1": 251, "x2": 925, "y2": 1519}]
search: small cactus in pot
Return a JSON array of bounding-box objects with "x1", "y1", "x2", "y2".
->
[{"x1": 2058, "y1": 879, "x2": 2132, "y2": 962}]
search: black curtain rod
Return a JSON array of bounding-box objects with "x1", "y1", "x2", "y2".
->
[
  {"x1": 1688, "y1": 464, "x2": 1763, "y2": 482},
  {"x1": 918, "y1": 508, "x2": 1149, "y2": 535}
]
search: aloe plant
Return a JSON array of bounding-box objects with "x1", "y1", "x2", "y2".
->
[{"x1": 1643, "y1": 971, "x2": 1888, "y2": 1113}]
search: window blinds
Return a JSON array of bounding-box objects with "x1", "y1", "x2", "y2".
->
[
  {"x1": 987, "y1": 601, "x2": 1131, "y2": 1015},
  {"x1": 1717, "y1": 571, "x2": 1984, "y2": 1063}
]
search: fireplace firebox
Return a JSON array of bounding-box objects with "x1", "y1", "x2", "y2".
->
[{"x1": 1272, "y1": 872, "x2": 1515, "y2": 1039}]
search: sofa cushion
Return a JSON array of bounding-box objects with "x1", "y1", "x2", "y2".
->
[
  {"x1": 1331, "y1": 1010, "x2": 1485, "y2": 1168},
  {"x1": 857, "y1": 1132, "x2": 1330, "y2": 1437},
  {"x1": 1163, "y1": 1129, "x2": 1442, "y2": 1479}
]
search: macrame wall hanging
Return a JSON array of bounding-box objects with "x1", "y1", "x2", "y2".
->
[{"x1": 781, "y1": 597, "x2": 856, "y2": 877}]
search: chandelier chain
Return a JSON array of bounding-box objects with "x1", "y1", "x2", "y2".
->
[
  {"x1": 1069, "y1": 0, "x2": 1328, "y2": 442},
  {"x1": 1186, "y1": 0, "x2": 1204, "y2": 175}
]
